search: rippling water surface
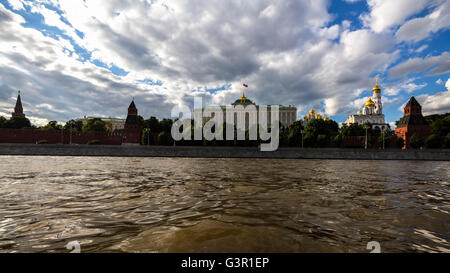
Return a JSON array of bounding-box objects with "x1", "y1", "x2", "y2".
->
[{"x1": 0, "y1": 156, "x2": 449, "y2": 253}]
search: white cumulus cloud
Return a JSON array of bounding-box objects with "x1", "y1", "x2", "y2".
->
[
  {"x1": 396, "y1": 0, "x2": 450, "y2": 42},
  {"x1": 361, "y1": 0, "x2": 431, "y2": 33},
  {"x1": 417, "y1": 78, "x2": 450, "y2": 115}
]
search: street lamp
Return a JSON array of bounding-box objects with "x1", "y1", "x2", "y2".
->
[
  {"x1": 364, "y1": 124, "x2": 371, "y2": 150},
  {"x1": 301, "y1": 129, "x2": 304, "y2": 149}
]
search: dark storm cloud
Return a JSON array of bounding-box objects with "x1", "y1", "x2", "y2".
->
[
  {"x1": 4, "y1": 0, "x2": 444, "y2": 122},
  {"x1": 95, "y1": 22, "x2": 161, "y2": 70}
]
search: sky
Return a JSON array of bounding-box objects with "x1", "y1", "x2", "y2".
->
[{"x1": 0, "y1": 0, "x2": 449, "y2": 127}]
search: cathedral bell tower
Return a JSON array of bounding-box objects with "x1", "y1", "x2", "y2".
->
[
  {"x1": 372, "y1": 77, "x2": 382, "y2": 114},
  {"x1": 122, "y1": 98, "x2": 141, "y2": 145}
]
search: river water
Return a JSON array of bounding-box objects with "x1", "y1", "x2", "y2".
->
[{"x1": 0, "y1": 156, "x2": 448, "y2": 253}]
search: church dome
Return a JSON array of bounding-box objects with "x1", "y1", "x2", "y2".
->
[
  {"x1": 232, "y1": 91, "x2": 254, "y2": 105},
  {"x1": 365, "y1": 97, "x2": 375, "y2": 107},
  {"x1": 373, "y1": 77, "x2": 381, "y2": 93},
  {"x1": 373, "y1": 84, "x2": 381, "y2": 93},
  {"x1": 233, "y1": 98, "x2": 254, "y2": 104}
]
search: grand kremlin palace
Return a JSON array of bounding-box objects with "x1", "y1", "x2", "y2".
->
[{"x1": 194, "y1": 92, "x2": 297, "y2": 128}]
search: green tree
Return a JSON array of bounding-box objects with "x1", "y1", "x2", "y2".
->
[
  {"x1": 316, "y1": 134, "x2": 328, "y2": 147},
  {"x1": 303, "y1": 133, "x2": 316, "y2": 147},
  {"x1": 287, "y1": 120, "x2": 303, "y2": 147},
  {"x1": 304, "y1": 118, "x2": 339, "y2": 139},
  {"x1": 425, "y1": 134, "x2": 442, "y2": 149},
  {"x1": 64, "y1": 119, "x2": 83, "y2": 131},
  {"x1": 340, "y1": 123, "x2": 365, "y2": 136},
  {"x1": 82, "y1": 118, "x2": 107, "y2": 132},
  {"x1": 142, "y1": 116, "x2": 164, "y2": 145},
  {"x1": 41, "y1": 121, "x2": 62, "y2": 131},
  {"x1": 431, "y1": 116, "x2": 450, "y2": 136},
  {"x1": 6, "y1": 116, "x2": 32, "y2": 129},
  {"x1": 159, "y1": 118, "x2": 173, "y2": 133},
  {"x1": 445, "y1": 133, "x2": 450, "y2": 148},
  {"x1": 425, "y1": 113, "x2": 450, "y2": 126},
  {"x1": 144, "y1": 116, "x2": 162, "y2": 133},
  {"x1": 334, "y1": 134, "x2": 343, "y2": 147},
  {"x1": 157, "y1": 131, "x2": 173, "y2": 145},
  {"x1": 409, "y1": 133, "x2": 424, "y2": 149},
  {"x1": 0, "y1": 116, "x2": 7, "y2": 128},
  {"x1": 137, "y1": 115, "x2": 145, "y2": 128}
]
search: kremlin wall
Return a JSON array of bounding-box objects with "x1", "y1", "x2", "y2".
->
[
  {"x1": 0, "y1": 92, "x2": 141, "y2": 145},
  {"x1": 0, "y1": 80, "x2": 443, "y2": 150},
  {"x1": 0, "y1": 128, "x2": 124, "y2": 145}
]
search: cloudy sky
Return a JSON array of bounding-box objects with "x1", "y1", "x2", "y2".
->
[{"x1": 0, "y1": 0, "x2": 449, "y2": 126}]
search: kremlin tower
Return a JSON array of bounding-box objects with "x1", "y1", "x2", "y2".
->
[
  {"x1": 12, "y1": 91, "x2": 25, "y2": 118},
  {"x1": 122, "y1": 98, "x2": 141, "y2": 145},
  {"x1": 395, "y1": 96, "x2": 431, "y2": 149}
]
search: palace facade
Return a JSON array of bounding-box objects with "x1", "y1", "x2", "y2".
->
[{"x1": 194, "y1": 91, "x2": 297, "y2": 128}]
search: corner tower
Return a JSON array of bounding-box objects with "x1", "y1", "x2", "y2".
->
[
  {"x1": 122, "y1": 98, "x2": 141, "y2": 145},
  {"x1": 395, "y1": 96, "x2": 431, "y2": 149},
  {"x1": 12, "y1": 90, "x2": 25, "y2": 118}
]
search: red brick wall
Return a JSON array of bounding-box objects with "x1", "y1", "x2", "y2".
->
[
  {"x1": 122, "y1": 125, "x2": 141, "y2": 144},
  {"x1": 0, "y1": 128, "x2": 123, "y2": 145},
  {"x1": 395, "y1": 126, "x2": 432, "y2": 149}
]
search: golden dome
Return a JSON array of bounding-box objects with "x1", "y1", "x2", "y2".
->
[
  {"x1": 324, "y1": 116, "x2": 330, "y2": 121},
  {"x1": 304, "y1": 109, "x2": 314, "y2": 119},
  {"x1": 365, "y1": 97, "x2": 375, "y2": 107},
  {"x1": 316, "y1": 114, "x2": 323, "y2": 119},
  {"x1": 240, "y1": 91, "x2": 247, "y2": 101},
  {"x1": 373, "y1": 85, "x2": 381, "y2": 93},
  {"x1": 373, "y1": 77, "x2": 381, "y2": 93}
]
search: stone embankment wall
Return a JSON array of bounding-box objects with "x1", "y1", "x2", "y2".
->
[{"x1": 0, "y1": 144, "x2": 449, "y2": 160}]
